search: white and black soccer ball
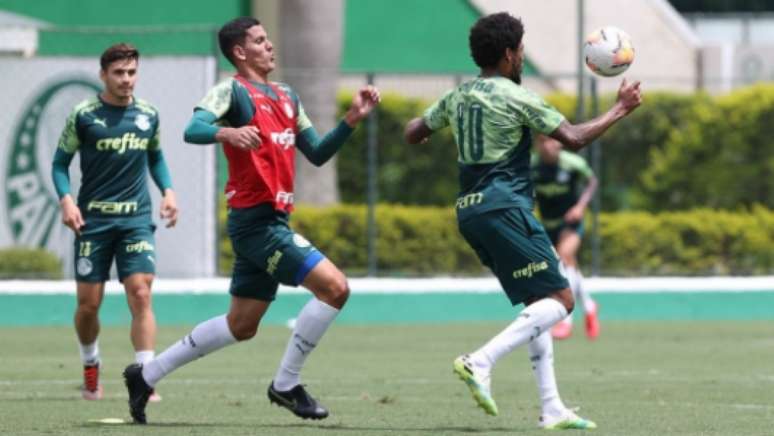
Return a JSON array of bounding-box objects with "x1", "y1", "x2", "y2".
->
[{"x1": 583, "y1": 26, "x2": 635, "y2": 77}]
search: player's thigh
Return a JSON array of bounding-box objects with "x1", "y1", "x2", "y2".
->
[
  {"x1": 114, "y1": 224, "x2": 156, "y2": 282},
  {"x1": 74, "y1": 229, "x2": 114, "y2": 283},
  {"x1": 460, "y1": 208, "x2": 568, "y2": 305},
  {"x1": 556, "y1": 227, "x2": 582, "y2": 263}
]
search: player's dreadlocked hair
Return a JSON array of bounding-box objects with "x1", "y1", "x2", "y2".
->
[
  {"x1": 219, "y1": 16, "x2": 261, "y2": 66},
  {"x1": 100, "y1": 43, "x2": 139, "y2": 71},
  {"x1": 469, "y1": 12, "x2": 524, "y2": 69}
]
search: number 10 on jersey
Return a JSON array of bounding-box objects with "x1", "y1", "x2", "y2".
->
[{"x1": 456, "y1": 102, "x2": 484, "y2": 162}]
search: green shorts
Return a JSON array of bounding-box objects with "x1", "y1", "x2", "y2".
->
[
  {"x1": 545, "y1": 219, "x2": 584, "y2": 246},
  {"x1": 74, "y1": 218, "x2": 156, "y2": 282},
  {"x1": 458, "y1": 207, "x2": 569, "y2": 306},
  {"x1": 227, "y1": 204, "x2": 325, "y2": 301}
]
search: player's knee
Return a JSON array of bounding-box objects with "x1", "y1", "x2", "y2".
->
[
  {"x1": 76, "y1": 299, "x2": 100, "y2": 317},
  {"x1": 554, "y1": 288, "x2": 575, "y2": 314},
  {"x1": 227, "y1": 315, "x2": 259, "y2": 341},
  {"x1": 327, "y1": 277, "x2": 350, "y2": 308},
  {"x1": 315, "y1": 275, "x2": 349, "y2": 309},
  {"x1": 126, "y1": 285, "x2": 152, "y2": 309}
]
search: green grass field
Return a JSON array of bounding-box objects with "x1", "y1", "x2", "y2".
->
[{"x1": 1, "y1": 321, "x2": 773, "y2": 435}]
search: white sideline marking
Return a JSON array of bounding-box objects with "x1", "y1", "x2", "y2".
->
[{"x1": 0, "y1": 276, "x2": 772, "y2": 295}]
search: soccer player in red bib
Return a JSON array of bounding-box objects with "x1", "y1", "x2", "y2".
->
[{"x1": 123, "y1": 16, "x2": 380, "y2": 424}]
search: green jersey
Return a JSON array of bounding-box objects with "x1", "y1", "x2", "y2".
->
[
  {"x1": 531, "y1": 151, "x2": 594, "y2": 229},
  {"x1": 423, "y1": 76, "x2": 565, "y2": 220},
  {"x1": 56, "y1": 96, "x2": 161, "y2": 220}
]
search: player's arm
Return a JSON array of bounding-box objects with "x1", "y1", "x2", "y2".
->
[
  {"x1": 550, "y1": 79, "x2": 641, "y2": 151},
  {"x1": 296, "y1": 86, "x2": 380, "y2": 166},
  {"x1": 564, "y1": 154, "x2": 598, "y2": 223},
  {"x1": 147, "y1": 123, "x2": 178, "y2": 228},
  {"x1": 184, "y1": 110, "x2": 261, "y2": 150},
  {"x1": 183, "y1": 79, "x2": 260, "y2": 149},
  {"x1": 404, "y1": 91, "x2": 451, "y2": 144},
  {"x1": 52, "y1": 109, "x2": 85, "y2": 235}
]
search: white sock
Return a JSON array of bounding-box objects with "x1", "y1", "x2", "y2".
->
[
  {"x1": 567, "y1": 266, "x2": 596, "y2": 313},
  {"x1": 273, "y1": 298, "x2": 339, "y2": 391},
  {"x1": 471, "y1": 298, "x2": 568, "y2": 368},
  {"x1": 528, "y1": 330, "x2": 566, "y2": 417},
  {"x1": 135, "y1": 350, "x2": 155, "y2": 365},
  {"x1": 79, "y1": 340, "x2": 100, "y2": 366},
  {"x1": 142, "y1": 314, "x2": 236, "y2": 387}
]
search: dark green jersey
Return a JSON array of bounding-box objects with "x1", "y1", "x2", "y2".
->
[
  {"x1": 57, "y1": 96, "x2": 161, "y2": 219},
  {"x1": 195, "y1": 77, "x2": 312, "y2": 131},
  {"x1": 531, "y1": 151, "x2": 594, "y2": 228},
  {"x1": 423, "y1": 77, "x2": 565, "y2": 221}
]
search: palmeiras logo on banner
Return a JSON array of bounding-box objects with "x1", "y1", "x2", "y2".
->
[{"x1": 4, "y1": 78, "x2": 100, "y2": 258}]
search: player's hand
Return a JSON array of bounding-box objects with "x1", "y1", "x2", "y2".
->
[
  {"x1": 564, "y1": 205, "x2": 585, "y2": 224},
  {"x1": 60, "y1": 195, "x2": 85, "y2": 236},
  {"x1": 616, "y1": 78, "x2": 642, "y2": 115},
  {"x1": 345, "y1": 85, "x2": 381, "y2": 126},
  {"x1": 218, "y1": 126, "x2": 261, "y2": 150},
  {"x1": 160, "y1": 189, "x2": 178, "y2": 228}
]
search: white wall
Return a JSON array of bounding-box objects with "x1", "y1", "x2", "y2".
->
[{"x1": 0, "y1": 57, "x2": 217, "y2": 278}]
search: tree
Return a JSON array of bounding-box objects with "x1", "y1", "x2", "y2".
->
[{"x1": 279, "y1": 0, "x2": 343, "y2": 205}]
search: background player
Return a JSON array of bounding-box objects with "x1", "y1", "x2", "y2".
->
[
  {"x1": 51, "y1": 43, "x2": 177, "y2": 401},
  {"x1": 404, "y1": 12, "x2": 640, "y2": 430},
  {"x1": 122, "y1": 17, "x2": 380, "y2": 424},
  {"x1": 532, "y1": 134, "x2": 600, "y2": 340}
]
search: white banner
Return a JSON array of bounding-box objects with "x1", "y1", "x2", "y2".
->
[{"x1": 0, "y1": 56, "x2": 217, "y2": 278}]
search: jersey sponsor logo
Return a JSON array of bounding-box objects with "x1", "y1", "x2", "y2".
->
[
  {"x1": 266, "y1": 249, "x2": 283, "y2": 275},
  {"x1": 76, "y1": 257, "x2": 93, "y2": 276},
  {"x1": 512, "y1": 261, "x2": 549, "y2": 279},
  {"x1": 292, "y1": 233, "x2": 311, "y2": 248},
  {"x1": 125, "y1": 240, "x2": 154, "y2": 253},
  {"x1": 270, "y1": 128, "x2": 296, "y2": 150},
  {"x1": 455, "y1": 192, "x2": 484, "y2": 209},
  {"x1": 276, "y1": 191, "x2": 294, "y2": 205},
  {"x1": 95, "y1": 132, "x2": 149, "y2": 154},
  {"x1": 4, "y1": 78, "x2": 101, "y2": 257},
  {"x1": 134, "y1": 114, "x2": 151, "y2": 131},
  {"x1": 535, "y1": 183, "x2": 570, "y2": 197},
  {"x1": 87, "y1": 200, "x2": 138, "y2": 215}
]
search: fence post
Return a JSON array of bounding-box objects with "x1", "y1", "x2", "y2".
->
[
  {"x1": 590, "y1": 76, "x2": 602, "y2": 276},
  {"x1": 366, "y1": 72, "x2": 378, "y2": 276}
]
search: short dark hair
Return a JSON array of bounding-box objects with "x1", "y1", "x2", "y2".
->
[
  {"x1": 100, "y1": 43, "x2": 139, "y2": 70},
  {"x1": 219, "y1": 16, "x2": 261, "y2": 66},
  {"x1": 469, "y1": 12, "x2": 524, "y2": 69}
]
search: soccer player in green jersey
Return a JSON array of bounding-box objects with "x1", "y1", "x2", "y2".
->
[
  {"x1": 122, "y1": 17, "x2": 379, "y2": 424},
  {"x1": 51, "y1": 43, "x2": 177, "y2": 401},
  {"x1": 532, "y1": 135, "x2": 600, "y2": 340},
  {"x1": 405, "y1": 12, "x2": 641, "y2": 430}
]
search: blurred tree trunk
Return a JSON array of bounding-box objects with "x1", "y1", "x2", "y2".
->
[{"x1": 279, "y1": 0, "x2": 342, "y2": 205}]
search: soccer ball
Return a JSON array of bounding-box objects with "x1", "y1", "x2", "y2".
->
[{"x1": 583, "y1": 26, "x2": 635, "y2": 77}]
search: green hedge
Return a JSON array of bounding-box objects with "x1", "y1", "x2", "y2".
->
[
  {"x1": 337, "y1": 86, "x2": 774, "y2": 212},
  {"x1": 219, "y1": 205, "x2": 774, "y2": 276},
  {"x1": 0, "y1": 247, "x2": 63, "y2": 279}
]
